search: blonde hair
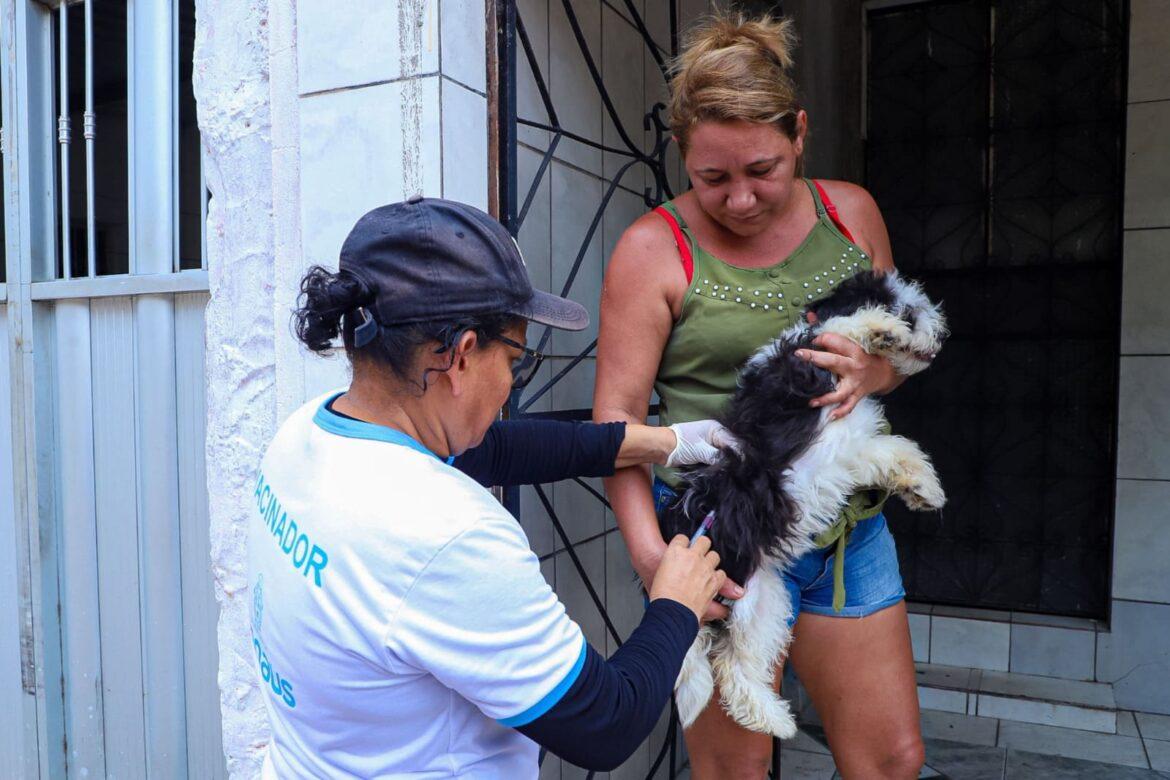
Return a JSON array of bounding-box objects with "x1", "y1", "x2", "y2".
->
[{"x1": 668, "y1": 13, "x2": 801, "y2": 157}]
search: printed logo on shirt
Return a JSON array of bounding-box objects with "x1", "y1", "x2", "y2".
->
[
  {"x1": 254, "y1": 472, "x2": 330, "y2": 587},
  {"x1": 251, "y1": 578, "x2": 297, "y2": 709}
]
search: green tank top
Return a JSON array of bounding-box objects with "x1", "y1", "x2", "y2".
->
[{"x1": 653, "y1": 179, "x2": 888, "y2": 611}]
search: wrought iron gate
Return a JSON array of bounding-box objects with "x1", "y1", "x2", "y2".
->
[
  {"x1": 867, "y1": 0, "x2": 1128, "y2": 619},
  {"x1": 490, "y1": 0, "x2": 764, "y2": 775}
]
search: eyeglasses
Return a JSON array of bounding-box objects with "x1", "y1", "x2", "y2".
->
[{"x1": 491, "y1": 334, "x2": 545, "y2": 390}]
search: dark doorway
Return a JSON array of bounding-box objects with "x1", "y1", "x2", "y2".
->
[{"x1": 867, "y1": 0, "x2": 1127, "y2": 619}]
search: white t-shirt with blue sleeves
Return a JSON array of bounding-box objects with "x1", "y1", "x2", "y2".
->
[{"x1": 249, "y1": 392, "x2": 586, "y2": 778}]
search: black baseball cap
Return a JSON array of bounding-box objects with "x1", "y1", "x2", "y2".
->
[{"x1": 339, "y1": 196, "x2": 588, "y2": 332}]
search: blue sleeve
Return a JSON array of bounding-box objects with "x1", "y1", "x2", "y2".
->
[
  {"x1": 514, "y1": 598, "x2": 698, "y2": 772},
  {"x1": 452, "y1": 420, "x2": 626, "y2": 488}
]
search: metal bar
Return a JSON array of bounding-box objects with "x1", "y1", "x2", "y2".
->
[
  {"x1": 516, "y1": 134, "x2": 561, "y2": 242},
  {"x1": 497, "y1": 0, "x2": 517, "y2": 232},
  {"x1": 558, "y1": 0, "x2": 644, "y2": 154},
  {"x1": 58, "y1": 1, "x2": 71, "y2": 279},
  {"x1": 520, "y1": 337, "x2": 596, "y2": 413},
  {"x1": 517, "y1": 117, "x2": 636, "y2": 157},
  {"x1": 30, "y1": 270, "x2": 209, "y2": 300},
  {"x1": 8, "y1": 4, "x2": 70, "y2": 774},
  {"x1": 515, "y1": 10, "x2": 559, "y2": 128},
  {"x1": 83, "y1": 0, "x2": 94, "y2": 277},
  {"x1": 618, "y1": 0, "x2": 669, "y2": 78},
  {"x1": 570, "y1": 477, "x2": 612, "y2": 511}
]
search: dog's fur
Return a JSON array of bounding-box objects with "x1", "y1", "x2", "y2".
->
[{"x1": 659, "y1": 270, "x2": 948, "y2": 738}]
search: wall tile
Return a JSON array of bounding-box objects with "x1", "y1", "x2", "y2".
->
[
  {"x1": 776, "y1": 747, "x2": 837, "y2": 776},
  {"x1": 519, "y1": 483, "x2": 555, "y2": 557},
  {"x1": 1112, "y1": 479, "x2": 1170, "y2": 603},
  {"x1": 1096, "y1": 599, "x2": 1170, "y2": 715},
  {"x1": 641, "y1": 0, "x2": 677, "y2": 200},
  {"x1": 933, "y1": 605, "x2": 1012, "y2": 622},
  {"x1": 1009, "y1": 624, "x2": 1096, "y2": 681},
  {"x1": 300, "y1": 76, "x2": 442, "y2": 265},
  {"x1": 552, "y1": 475, "x2": 607, "y2": 548},
  {"x1": 1148, "y1": 739, "x2": 1170, "y2": 773},
  {"x1": 979, "y1": 670, "x2": 1114, "y2": 708},
  {"x1": 1129, "y1": 0, "x2": 1170, "y2": 103},
  {"x1": 517, "y1": 146, "x2": 554, "y2": 293},
  {"x1": 539, "y1": 752, "x2": 562, "y2": 780},
  {"x1": 1137, "y1": 711, "x2": 1170, "y2": 741},
  {"x1": 1010, "y1": 611, "x2": 1099, "y2": 631},
  {"x1": 996, "y1": 721, "x2": 1149, "y2": 768},
  {"x1": 931, "y1": 616, "x2": 1010, "y2": 671},
  {"x1": 909, "y1": 613, "x2": 930, "y2": 663},
  {"x1": 516, "y1": 0, "x2": 551, "y2": 149},
  {"x1": 1121, "y1": 229, "x2": 1170, "y2": 355},
  {"x1": 549, "y1": 0, "x2": 603, "y2": 172},
  {"x1": 548, "y1": 354, "x2": 597, "y2": 411},
  {"x1": 917, "y1": 662, "x2": 980, "y2": 689},
  {"x1": 1125, "y1": 101, "x2": 1170, "y2": 229},
  {"x1": 920, "y1": 710, "x2": 998, "y2": 746},
  {"x1": 605, "y1": 531, "x2": 644, "y2": 656},
  {"x1": 601, "y1": 4, "x2": 647, "y2": 183},
  {"x1": 297, "y1": 0, "x2": 439, "y2": 94},
  {"x1": 440, "y1": 0, "x2": 487, "y2": 93},
  {"x1": 441, "y1": 82, "x2": 488, "y2": 210},
  {"x1": 549, "y1": 162, "x2": 604, "y2": 356},
  {"x1": 1116, "y1": 357, "x2": 1170, "y2": 480},
  {"x1": 555, "y1": 538, "x2": 608, "y2": 650},
  {"x1": 976, "y1": 694, "x2": 1115, "y2": 733},
  {"x1": 1004, "y1": 747, "x2": 1152, "y2": 776},
  {"x1": 602, "y1": 186, "x2": 649, "y2": 270},
  {"x1": 918, "y1": 686, "x2": 968, "y2": 714}
]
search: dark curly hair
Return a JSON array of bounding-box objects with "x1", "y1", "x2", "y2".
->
[{"x1": 293, "y1": 265, "x2": 523, "y2": 391}]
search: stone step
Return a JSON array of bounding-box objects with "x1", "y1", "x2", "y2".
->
[{"x1": 916, "y1": 662, "x2": 1119, "y2": 734}]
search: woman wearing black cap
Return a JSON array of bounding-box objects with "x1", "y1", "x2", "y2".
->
[{"x1": 247, "y1": 197, "x2": 730, "y2": 778}]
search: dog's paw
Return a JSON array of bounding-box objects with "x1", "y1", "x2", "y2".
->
[
  {"x1": 723, "y1": 693, "x2": 799, "y2": 739},
  {"x1": 862, "y1": 319, "x2": 913, "y2": 355},
  {"x1": 901, "y1": 472, "x2": 946, "y2": 511}
]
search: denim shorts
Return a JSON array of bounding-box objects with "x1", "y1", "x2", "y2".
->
[{"x1": 652, "y1": 480, "x2": 905, "y2": 626}]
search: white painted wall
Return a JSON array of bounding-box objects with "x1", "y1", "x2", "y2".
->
[{"x1": 197, "y1": 0, "x2": 491, "y2": 775}]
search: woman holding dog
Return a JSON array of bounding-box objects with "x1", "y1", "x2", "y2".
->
[{"x1": 595, "y1": 13, "x2": 925, "y2": 780}]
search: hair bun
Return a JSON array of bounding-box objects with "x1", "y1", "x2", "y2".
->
[
  {"x1": 691, "y1": 13, "x2": 796, "y2": 71},
  {"x1": 668, "y1": 12, "x2": 802, "y2": 155}
]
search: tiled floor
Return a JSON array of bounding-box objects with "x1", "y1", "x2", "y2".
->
[{"x1": 770, "y1": 722, "x2": 1170, "y2": 779}]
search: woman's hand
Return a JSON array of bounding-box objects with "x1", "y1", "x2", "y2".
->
[
  {"x1": 796, "y1": 332, "x2": 904, "y2": 420},
  {"x1": 634, "y1": 536, "x2": 744, "y2": 622},
  {"x1": 649, "y1": 535, "x2": 727, "y2": 622},
  {"x1": 665, "y1": 419, "x2": 738, "y2": 467}
]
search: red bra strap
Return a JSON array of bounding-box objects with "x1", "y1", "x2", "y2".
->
[
  {"x1": 653, "y1": 206, "x2": 695, "y2": 284},
  {"x1": 812, "y1": 179, "x2": 856, "y2": 243}
]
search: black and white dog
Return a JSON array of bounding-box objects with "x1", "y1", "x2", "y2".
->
[{"x1": 660, "y1": 270, "x2": 948, "y2": 738}]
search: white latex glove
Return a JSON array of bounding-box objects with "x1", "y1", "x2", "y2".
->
[{"x1": 666, "y1": 419, "x2": 738, "y2": 467}]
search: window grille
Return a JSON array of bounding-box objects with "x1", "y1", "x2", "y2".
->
[
  {"x1": 46, "y1": 0, "x2": 205, "y2": 281},
  {"x1": 866, "y1": 0, "x2": 1127, "y2": 619}
]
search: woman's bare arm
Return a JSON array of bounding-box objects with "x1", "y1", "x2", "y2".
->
[{"x1": 594, "y1": 213, "x2": 683, "y2": 585}]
